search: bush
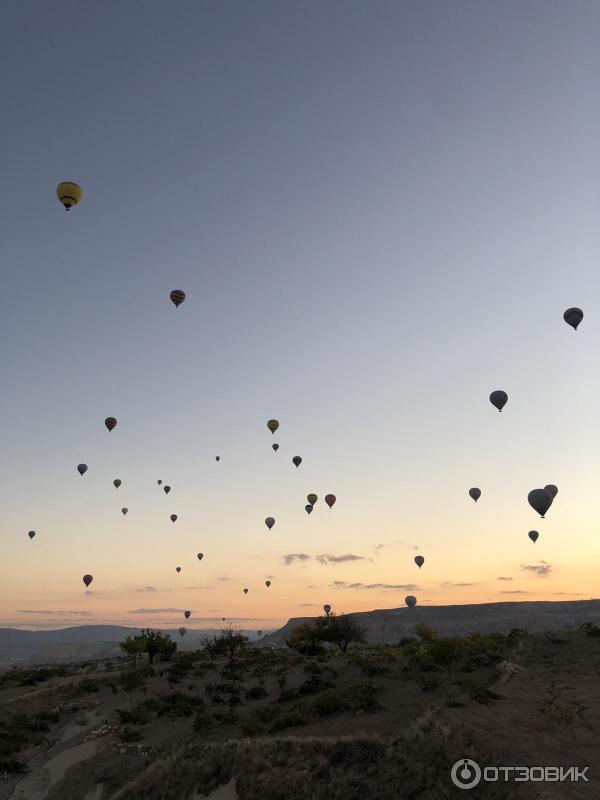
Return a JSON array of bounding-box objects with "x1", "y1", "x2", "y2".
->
[
  {"x1": 277, "y1": 687, "x2": 299, "y2": 703},
  {"x1": 239, "y1": 713, "x2": 266, "y2": 737},
  {"x1": 579, "y1": 622, "x2": 600, "y2": 638},
  {"x1": 116, "y1": 706, "x2": 149, "y2": 725},
  {"x1": 120, "y1": 726, "x2": 143, "y2": 743},
  {"x1": 143, "y1": 692, "x2": 205, "y2": 718},
  {"x1": 193, "y1": 711, "x2": 213, "y2": 734},
  {"x1": 298, "y1": 674, "x2": 334, "y2": 696},
  {"x1": 416, "y1": 674, "x2": 440, "y2": 691},
  {"x1": 245, "y1": 685, "x2": 268, "y2": 700},
  {"x1": 269, "y1": 707, "x2": 306, "y2": 732},
  {"x1": 313, "y1": 689, "x2": 349, "y2": 717},
  {"x1": 76, "y1": 678, "x2": 100, "y2": 694}
]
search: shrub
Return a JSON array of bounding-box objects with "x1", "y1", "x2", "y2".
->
[
  {"x1": 120, "y1": 726, "x2": 143, "y2": 743},
  {"x1": 239, "y1": 713, "x2": 266, "y2": 737},
  {"x1": 116, "y1": 706, "x2": 149, "y2": 725},
  {"x1": 298, "y1": 674, "x2": 334, "y2": 696},
  {"x1": 245, "y1": 685, "x2": 268, "y2": 700},
  {"x1": 193, "y1": 711, "x2": 212, "y2": 734},
  {"x1": 269, "y1": 706, "x2": 306, "y2": 732},
  {"x1": 313, "y1": 689, "x2": 349, "y2": 717},
  {"x1": 76, "y1": 678, "x2": 100, "y2": 694},
  {"x1": 579, "y1": 622, "x2": 600, "y2": 638}
]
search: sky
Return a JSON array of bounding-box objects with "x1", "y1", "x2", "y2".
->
[{"x1": 1, "y1": 1, "x2": 599, "y2": 632}]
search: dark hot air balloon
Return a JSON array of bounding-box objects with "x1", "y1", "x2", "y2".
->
[
  {"x1": 489, "y1": 390, "x2": 508, "y2": 412},
  {"x1": 215, "y1": 456, "x2": 220, "y2": 462},
  {"x1": 257, "y1": 630, "x2": 263, "y2": 637},
  {"x1": 405, "y1": 595, "x2": 417, "y2": 608},
  {"x1": 179, "y1": 627, "x2": 186, "y2": 637},
  {"x1": 121, "y1": 507, "x2": 128, "y2": 515},
  {"x1": 527, "y1": 488, "x2": 553, "y2": 518},
  {"x1": 170, "y1": 290, "x2": 186, "y2": 308},
  {"x1": 170, "y1": 514, "x2": 177, "y2": 523},
  {"x1": 323, "y1": 604, "x2": 331, "y2": 615},
  {"x1": 83, "y1": 574, "x2": 93, "y2": 587},
  {"x1": 56, "y1": 181, "x2": 82, "y2": 210},
  {"x1": 265, "y1": 517, "x2": 275, "y2": 530},
  {"x1": 528, "y1": 530, "x2": 539, "y2": 543},
  {"x1": 265, "y1": 580, "x2": 271, "y2": 587},
  {"x1": 157, "y1": 480, "x2": 162, "y2": 485},
  {"x1": 325, "y1": 494, "x2": 336, "y2": 509},
  {"x1": 176, "y1": 566, "x2": 181, "y2": 573},
  {"x1": 544, "y1": 484, "x2": 558, "y2": 499},
  {"x1": 267, "y1": 419, "x2": 279, "y2": 434},
  {"x1": 292, "y1": 456, "x2": 302, "y2": 468},
  {"x1": 305, "y1": 504, "x2": 313, "y2": 514},
  {"x1": 243, "y1": 588, "x2": 248, "y2": 594},
  {"x1": 563, "y1": 307, "x2": 583, "y2": 330},
  {"x1": 184, "y1": 610, "x2": 191, "y2": 620},
  {"x1": 164, "y1": 486, "x2": 171, "y2": 494},
  {"x1": 469, "y1": 488, "x2": 481, "y2": 502},
  {"x1": 197, "y1": 553, "x2": 204, "y2": 560},
  {"x1": 272, "y1": 443, "x2": 279, "y2": 452},
  {"x1": 113, "y1": 479, "x2": 121, "y2": 488},
  {"x1": 414, "y1": 555, "x2": 425, "y2": 568},
  {"x1": 28, "y1": 530, "x2": 36, "y2": 540},
  {"x1": 307, "y1": 494, "x2": 318, "y2": 505},
  {"x1": 77, "y1": 464, "x2": 88, "y2": 476},
  {"x1": 104, "y1": 417, "x2": 117, "y2": 432}
]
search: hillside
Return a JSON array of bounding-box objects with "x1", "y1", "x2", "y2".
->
[{"x1": 261, "y1": 599, "x2": 600, "y2": 647}]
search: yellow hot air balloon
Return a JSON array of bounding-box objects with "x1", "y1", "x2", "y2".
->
[{"x1": 56, "y1": 182, "x2": 83, "y2": 210}]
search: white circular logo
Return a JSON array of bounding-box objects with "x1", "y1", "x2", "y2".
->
[{"x1": 451, "y1": 759, "x2": 482, "y2": 789}]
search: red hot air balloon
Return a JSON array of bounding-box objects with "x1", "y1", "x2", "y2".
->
[
  {"x1": 325, "y1": 494, "x2": 336, "y2": 509},
  {"x1": 170, "y1": 290, "x2": 186, "y2": 308},
  {"x1": 265, "y1": 517, "x2": 275, "y2": 530},
  {"x1": 104, "y1": 417, "x2": 117, "y2": 432},
  {"x1": 83, "y1": 574, "x2": 93, "y2": 587}
]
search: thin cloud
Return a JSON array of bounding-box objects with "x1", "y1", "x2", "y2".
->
[
  {"x1": 17, "y1": 610, "x2": 94, "y2": 617},
  {"x1": 135, "y1": 587, "x2": 156, "y2": 593},
  {"x1": 521, "y1": 561, "x2": 552, "y2": 577},
  {"x1": 217, "y1": 577, "x2": 230, "y2": 582},
  {"x1": 496, "y1": 576, "x2": 513, "y2": 581},
  {"x1": 184, "y1": 585, "x2": 212, "y2": 590},
  {"x1": 283, "y1": 553, "x2": 311, "y2": 565},
  {"x1": 129, "y1": 608, "x2": 186, "y2": 614},
  {"x1": 316, "y1": 553, "x2": 369, "y2": 565},
  {"x1": 299, "y1": 603, "x2": 320, "y2": 607},
  {"x1": 332, "y1": 581, "x2": 418, "y2": 591},
  {"x1": 501, "y1": 590, "x2": 532, "y2": 595},
  {"x1": 442, "y1": 582, "x2": 478, "y2": 587}
]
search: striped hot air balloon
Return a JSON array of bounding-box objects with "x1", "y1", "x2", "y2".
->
[{"x1": 170, "y1": 290, "x2": 186, "y2": 308}]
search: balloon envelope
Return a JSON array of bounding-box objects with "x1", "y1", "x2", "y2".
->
[
  {"x1": 170, "y1": 514, "x2": 177, "y2": 523},
  {"x1": 267, "y1": 419, "x2": 279, "y2": 434},
  {"x1": 121, "y1": 507, "x2": 128, "y2": 515},
  {"x1": 325, "y1": 494, "x2": 336, "y2": 509},
  {"x1": 527, "y1": 488, "x2": 553, "y2": 518},
  {"x1": 307, "y1": 494, "x2": 318, "y2": 505},
  {"x1": 563, "y1": 307, "x2": 583, "y2": 330},
  {"x1": 544, "y1": 484, "x2": 558, "y2": 499},
  {"x1": 528, "y1": 530, "x2": 539, "y2": 543},
  {"x1": 164, "y1": 486, "x2": 171, "y2": 494},
  {"x1": 104, "y1": 417, "x2": 117, "y2": 432},
  {"x1": 243, "y1": 588, "x2": 248, "y2": 594},
  {"x1": 197, "y1": 553, "x2": 204, "y2": 560},
  {"x1": 215, "y1": 456, "x2": 220, "y2": 462},
  {"x1": 157, "y1": 480, "x2": 162, "y2": 485},
  {"x1": 77, "y1": 464, "x2": 88, "y2": 476},
  {"x1": 113, "y1": 479, "x2": 121, "y2": 488},
  {"x1": 414, "y1": 555, "x2": 425, "y2": 568},
  {"x1": 305, "y1": 504, "x2": 313, "y2": 514},
  {"x1": 323, "y1": 604, "x2": 331, "y2": 614},
  {"x1": 272, "y1": 443, "x2": 279, "y2": 452},
  {"x1": 292, "y1": 456, "x2": 302, "y2": 468},
  {"x1": 184, "y1": 610, "x2": 191, "y2": 619},
  {"x1": 179, "y1": 627, "x2": 186, "y2": 637},
  {"x1": 28, "y1": 530, "x2": 36, "y2": 539},
  {"x1": 83, "y1": 574, "x2": 93, "y2": 587},
  {"x1": 170, "y1": 289, "x2": 186, "y2": 308},
  {"x1": 176, "y1": 566, "x2": 181, "y2": 573},
  {"x1": 265, "y1": 580, "x2": 271, "y2": 587},
  {"x1": 265, "y1": 517, "x2": 275, "y2": 529},
  {"x1": 489, "y1": 390, "x2": 508, "y2": 412},
  {"x1": 56, "y1": 181, "x2": 82, "y2": 210},
  {"x1": 469, "y1": 488, "x2": 481, "y2": 502},
  {"x1": 405, "y1": 595, "x2": 417, "y2": 608}
]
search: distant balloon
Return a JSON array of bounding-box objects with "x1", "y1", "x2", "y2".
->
[
  {"x1": 56, "y1": 181, "x2": 82, "y2": 210},
  {"x1": 469, "y1": 488, "x2": 481, "y2": 503},
  {"x1": 414, "y1": 555, "x2": 425, "y2": 568},
  {"x1": 176, "y1": 566, "x2": 181, "y2": 573},
  {"x1": 121, "y1": 507, "x2": 128, "y2": 516},
  {"x1": 197, "y1": 553, "x2": 204, "y2": 561},
  {"x1": 113, "y1": 479, "x2": 121, "y2": 488},
  {"x1": 272, "y1": 443, "x2": 279, "y2": 452},
  {"x1": 325, "y1": 494, "x2": 336, "y2": 509},
  {"x1": 323, "y1": 604, "x2": 331, "y2": 615},
  {"x1": 292, "y1": 456, "x2": 302, "y2": 468},
  {"x1": 544, "y1": 484, "x2": 558, "y2": 499},
  {"x1": 528, "y1": 530, "x2": 539, "y2": 543},
  {"x1": 307, "y1": 494, "x2": 318, "y2": 506},
  {"x1": 170, "y1": 514, "x2": 178, "y2": 523},
  {"x1": 527, "y1": 488, "x2": 553, "y2": 518},
  {"x1": 170, "y1": 289, "x2": 186, "y2": 308},
  {"x1": 178, "y1": 627, "x2": 186, "y2": 637},
  {"x1": 157, "y1": 480, "x2": 163, "y2": 485},
  {"x1": 83, "y1": 574, "x2": 93, "y2": 587},
  {"x1": 104, "y1": 417, "x2": 117, "y2": 433},
  {"x1": 489, "y1": 390, "x2": 508, "y2": 412},
  {"x1": 184, "y1": 610, "x2": 191, "y2": 620},
  {"x1": 77, "y1": 463, "x2": 88, "y2": 476},
  {"x1": 164, "y1": 486, "x2": 171, "y2": 494},
  {"x1": 563, "y1": 307, "x2": 583, "y2": 330},
  {"x1": 267, "y1": 419, "x2": 279, "y2": 434},
  {"x1": 215, "y1": 456, "x2": 220, "y2": 462},
  {"x1": 265, "y1": 580, "x2": 271, "y2": 588},
  {"x1": 265, "y1": 517, "x2": 275, "y2": 530},
  {"x1": 243, "y1": 588, "x2": 248, "y2": 594},
  {"x1": 305, "y1": 504, "x2": 313, "y2": 515},
  {"x1": 28, "y1": 530, "x2": 36, "y2": 540},
  {"x1": 257, "y1": 630, "x2": 263, "y2": 637},
  {"x1": 405, "y1": 595, "x2": 417, "y2": 608}
]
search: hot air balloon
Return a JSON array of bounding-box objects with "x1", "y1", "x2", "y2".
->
[
  {"x1": 469, "y1": 488, "x2": 481, "y2": 502},
  {"x1": 197, "y1": 553, "x2": 204, "y2": 561},
  {"x1": 184, "y1": 610, "x2": 191, "y2": 620},
  {"x1": 265, "y1": 580, "x2": 271, "y2": 587},
  {"x1": 307, "y1": 494, "x2": 318, "y2": 506},
  {"x1": 544, "y1": 484, "x2": 558, "y2": 499},
  {"x1": 56, "y1": 181, "x2": 82, "y2": 210},
  {"x1": 323, "y1": 604, "x2": 331, "y2": 615},
  {"x1": 121, "y1": 507, "x2": 128, "y2": 516},
  {"x1": 215, "y1": 456, "x2": 220, "y2": 462},
  {"x1": 157, "y1": 480, "x2": 163, "y2": 485},
  {"x1": 257, "y1": 630, "x2": 263, "y2": 637},
  {"x1": 176, "y1": 566, "x2": 181, "y2": 573},
  {"x1": 489, "y1": 390, "x2": 508, "y2": 412},
  {"x1": 267, "y1": 419, "x2": 279, "y2": 434},
  {"x1": 405, "y1": 595, "x2": 417, "y2": 608},
  {"x1": 528, "y1": 488, "x2": 553, "y2": 518},
  {"x1": 265, "y1": 517, "x2": 275, "y2": 530},
  {"x1": 170, "y1": 514, "x2": 177, "y2": 523},
  {"x1": 305, "y1": 504, "x2": 313, "y2": 514},
  {"x1": 170, "y1": 290, "x2": 186, "y2": 308},
  {"x1": 104, "y1": 417, "x2": 117, "y2": 433},
  {"x1": 272, "y1": 443, "x2": 279, "y2": 452},
  {"x1": 83, "y1": 574, "x2": 93, "y2": 587},
  {"x1": 243, "y1": 588, "x2": 248, "y2": 594},
  {"x1": 325, "y1": 494, "x2": 336, "y2": 509},
  {"x1": 292, "y1": 456, "x2": 302, "y2": 468},
  {"x1": 28, "y1": 530, "x2": 36, "y2": 540},
  {"x1": 77, "y1": 464, "x2": 88, "y2": 476},
  {"x1": 179, "y1": 627, "x2": 186, "y2": 637},
  {"x1": 414, "y1": 555, "x2": 425, "y2": 568},
  {"x1": 528, "y1": 530, "x2": 539, "y2": 543},
  {"x1": 113, "y1": 479, "x2": 121, "y2": 488},
  {"x1": 563, "y1": 307, "x2": 583, "y2": 330},
  {"x1": 164, "y1": 486, "x2": 171, "y2": 494}
]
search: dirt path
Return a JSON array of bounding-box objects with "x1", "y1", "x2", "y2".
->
[
  {"x1": 9, "y1": 741, "x2": 98, "y2": 800},
  {"x1": 193, "y1": 778, "x2": 238, "y2": 800}
]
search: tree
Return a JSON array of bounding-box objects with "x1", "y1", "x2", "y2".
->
[
  {"x1": 120, "y1": 629, "x2": 177, "y2": 665},
  {"x1": 428, "y1": 636, "x2": 464, "y2": 676},
  {"x1": 318, "y1": 613, "x2": 366, "y2": 654},
  {"x1": 414, "y1": 624, "x2": 437, "y2": 643},
  {"x1": 120, "y1": 668, "x2": 147, "y2": 707},
  {"x1": 119, "y1": 636, "x2": 145, "y2": 664},
  {"x1": 204, "y1": 623, "x2": 248, "y2": 661},
  {"x1": 286, "y1": 622, "x2": 325, "y2": 656}
]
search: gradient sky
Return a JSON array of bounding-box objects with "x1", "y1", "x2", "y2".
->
[{"x1": 1, "y1": 1, "x2": 599, "y2": 632}]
